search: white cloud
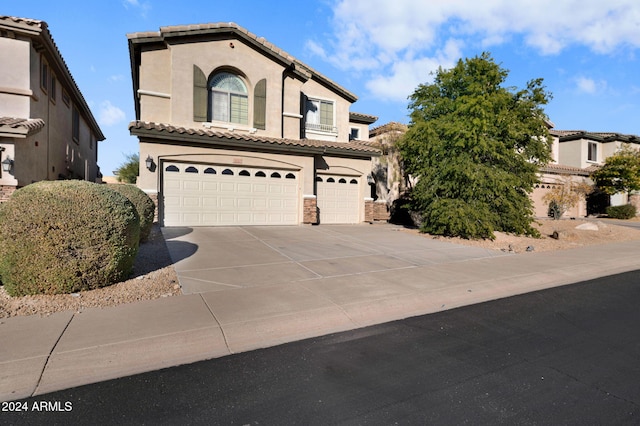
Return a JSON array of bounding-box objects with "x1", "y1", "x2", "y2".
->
[
  {"x1": 366, "y1": 39, "x2": 463, "y2": 101},
  {"x1": 122, "y1": 0, "x2": 151, "y2": 17},
  {"x1": 98, "y1": 101, "x2": 126, "y2": 127},
  {"x1": 108, "y1": 74, "x2": 125, "y2": 83},
  {"x1": 575, "y1": 76, "x2": 607, "y2": 94},
  {"x1": 309, "y1": 0, "x2": 640, "y2": 100}
]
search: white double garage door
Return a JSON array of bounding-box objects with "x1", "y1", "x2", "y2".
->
[{"x1": 162, "y1": 162, "x2": 360, "y2": 226}]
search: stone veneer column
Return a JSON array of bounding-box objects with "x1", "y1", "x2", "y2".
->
[
  {"x1": 364, "y1": 198, "x2": 374, "y2": 223},
  {"x1": 373, "y1": 199, "x2": 390, "y2": 221},
  {"x1": 0, "y1": 185, "x2": 17, "y2": 203},
  {"x1": 303, "y1": 195, "x2": 318, "y2": 224}
]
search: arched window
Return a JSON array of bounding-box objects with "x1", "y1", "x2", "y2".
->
[
  {"x1": 239, "y1": 170, "x2": 250, "y2": 176},
  {"x1": 271, "y1": 172, "x2": 281, "y2": 178},
  {"x1": 285, "y1": 173, "x2": 296, "y2": 179},
  {"x1": 316, "y1": 176, "x2": 323, "y2": 182},
  {"x1": 327, "y1": 177, "x2": 335, "y2": 183},
  {"x1": 350, "y1": 179, "x2": 358, "y2": 184},
  {"x1": 222, "y1": 169, "x2": 234, "y2": 175},
  {"x1": 338, "y1": 178, "x2": 347, "y2": 184},
  {"x1": 165, "y1": 165, "x2": 179, "y2": 172},
  {"x1": 210, "y1": 72, "x2": 248, "y2": 125},
  {"x1": 255, "y1": 171, "x2": 266, "y2": 177},
  {"x1": 204, "y1": 167, "x2": 216, "y2": 174},
  {"x1": 185, "y1": 166, "x2": 199, "y2": 173}
]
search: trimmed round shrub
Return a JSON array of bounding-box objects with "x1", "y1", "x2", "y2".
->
[
  {"x1": 107, "y1": 183, "x2": 155, "y2": 242},
  {"x1": 606, "y1": 204, "x2": 637, "y2": 219},
  {"x1": 0, "y1": 180, "x2": 140, "y2": 296}
]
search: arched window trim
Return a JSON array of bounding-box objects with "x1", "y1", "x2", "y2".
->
[{"x1": 208, "y1": 71, "x2": 249, "y2": 125}]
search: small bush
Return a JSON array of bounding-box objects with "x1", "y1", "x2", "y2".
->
[
  {"x1": 0, "y1": 180, "x2": 140, "y2": 296},
  {"x1": 107, "y1": 183, "x2": 155, "y2": 242},
  {"x1": 606, "y1": 204, "x2": 637, "y2": 219},
  {"x1": 420, "y1": 198, "x2": 497, "y2": 240}
]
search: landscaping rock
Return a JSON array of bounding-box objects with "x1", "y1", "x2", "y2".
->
[{"x1": 575, "y1": 222, "x2": 599, "y2": 231}]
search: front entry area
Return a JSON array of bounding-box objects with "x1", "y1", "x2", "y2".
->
[{"x1": 162, "y1": 162, "x2": 298, "y2": 226}]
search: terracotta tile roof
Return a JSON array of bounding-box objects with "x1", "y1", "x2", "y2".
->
[
  {"x1": 349, "y1": 112, "x2": 378, "y2": 124},
  {"x1": 128, "y1": 121, "x2": 380, "y2": 156},
  {"x1": 369, "y1": 122, "x2": 408, "y2": 137},
  {"x1": 539, "y1": 162, "x2": 596, "y2": 176},
  {"x1": 551, "y1": 129, "x2": 640, "y2": 143},
  {"x1": 0, "y1": 117, "x2": 45, "y2": 137}
]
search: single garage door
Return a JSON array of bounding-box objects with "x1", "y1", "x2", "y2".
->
[
  {"x1": 163, "y1": 162, "x2": 298, "y2": 226},
  {"x1": 316, "y1": 175, "x2": 360, "y2": 224}
]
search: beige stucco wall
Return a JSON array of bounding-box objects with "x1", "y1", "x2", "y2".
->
[
  {"x1": 0, "y1": 37, "x2": 31, "y2": 118},
  {"x1": 1, "y1": 27, "x2": 101, "y2": 187},
  {"x1": 136, "y1": 35, "x2": 356, "y2": 144},
  {"x1": 532, "y1": 173, "x2": 589, "y2": 218}
]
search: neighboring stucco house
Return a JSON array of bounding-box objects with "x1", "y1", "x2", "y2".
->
[
  {"x1": 371, "y1": 123, "x2": 640, "y2": 219},
  {"x1": 127, "y1": 22, "x2": 379, "y2": 227},
  {"x1": 0, "y1": 16, "x2": 104, "y2": 201},
  {"x1": 532, "y1": 130, "x2": 640, "y2": 217}
]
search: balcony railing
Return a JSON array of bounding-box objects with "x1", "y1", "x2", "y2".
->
[{"x1": 305, "y1": 122, "x2": 338, "y2": 134}]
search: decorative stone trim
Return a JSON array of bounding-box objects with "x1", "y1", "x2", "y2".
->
[
  {"x1": 364, "y1": 198, "x2": 374, "y2": 223},
  {"x1": 303, "y1": 195, "x2": 318, "y2": 224},
  {"x1": 0, "y1": 185, "x2": 17, "y2": 202},
  {"x1": 373, "y1": 200, "x2": 390, "y2": 222}
]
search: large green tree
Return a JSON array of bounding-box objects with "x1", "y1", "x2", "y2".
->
[
  {"x1": 397, "y1": 53, "x2": 552, "y2": 239},
  {"x1": 591, "y1": 144, "x2": 640, "y2": 197}
]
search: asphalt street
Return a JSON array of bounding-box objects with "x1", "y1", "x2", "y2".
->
[{"x1": 3, "y1": 270, "x2": 640, "y2": 425}]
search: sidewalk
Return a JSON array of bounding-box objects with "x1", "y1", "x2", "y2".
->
[{"x1": 1, "y1": 225, "x2": 639, "y2": 402}]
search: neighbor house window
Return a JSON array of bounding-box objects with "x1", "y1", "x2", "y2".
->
[
  {"x1": 350, "y1": 128, "x2": 360, "y2": 140},
  {"x1": 305, "y1": 97, "x2": 336, "y2": 133},
  {"x1": 587, "y1": 142, "x2": 597, "y2": 162},
  {"x1": 62, "y1": 89, "x2": 71, "y2": 107},
  {"x1": 50, "y1": 74, "x2": 57, "y2": 103},
  {"x1": 72, "y1": 106, "x2": 80, "y2": 143},
  {"x1": 40, "y1": 58, "x2": 49, "y2": 93},
  {"x1": 209, "y1": 72, "x2": 248, "y2": 125}
]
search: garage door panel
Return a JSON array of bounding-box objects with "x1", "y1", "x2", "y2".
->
[
  {"x1": 163, "y1": 162, "x2": 298, "y2": 226},
  {"x1": 317, "y1": 176, "x2": 360, "y2": 224},
  {"x1": 220, "y1": 182, "x2": 235, "y2": 192}
]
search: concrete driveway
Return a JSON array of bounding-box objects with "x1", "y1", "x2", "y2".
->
[{"x1": 162, "y1": 224, "x2": 507, "y2": 295}]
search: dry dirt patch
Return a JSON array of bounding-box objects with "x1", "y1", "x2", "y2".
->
[{"x1": 407, "y1": 218, "x2": 640, "y2": 253}]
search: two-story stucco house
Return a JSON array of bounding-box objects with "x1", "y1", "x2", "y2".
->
[
  {"x1": 127, "y1": 22, "x2": 379, "y2": 227},
  {"x1": 532, "y1": 130, "x2": 640, "y2": 217},
  {"x1": 0, "y1": 16, "x2": 104, "y2": 201}
]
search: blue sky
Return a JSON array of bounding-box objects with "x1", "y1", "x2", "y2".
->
[{"x1": 4, "y1": 0, "x2": 640, "y2": 176}]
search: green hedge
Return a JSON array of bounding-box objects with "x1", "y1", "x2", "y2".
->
[
  {"x1": 0, "y1": 180, "x2": 140, "y2": 296},
  {"x1": 107, "y1": 184, "x2": 155, "y2": 242},
  {"x1": 606, "y1": 204, "x2": 637, "y2": 219}
]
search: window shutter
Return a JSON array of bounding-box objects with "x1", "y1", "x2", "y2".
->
[
  {"x1": 253, "y1": 79, "x2": 267, "y2": 130},
  {"x1": 193, "y1": 65, "x2": 207, "y2": 122}
]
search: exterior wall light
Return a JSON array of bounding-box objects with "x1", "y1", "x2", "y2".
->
[
  {"x1": 2, "y1": 156, "x2": 13, "y2": 173},
  {"x1": 145, "y1": 155, "x2": 154, "y2": 170},
  {"x1": 366, "y1": 173, "x2": 375, "y2": 185}
]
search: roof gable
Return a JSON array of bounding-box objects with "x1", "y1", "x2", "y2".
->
[{"x1": 127, "y1": 22, "x2": 358, "y2": 103}]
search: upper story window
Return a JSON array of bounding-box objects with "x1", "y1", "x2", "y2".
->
[
  {"x1": 194, "y1": 65, "x2": 267, "y2": 129},
  {"x1": 350, "y1": 127, "x2": 360, "y2": 140},
  {"x1": 305, "y1": 97, "x2": 336, "y2": 134},
  {"x1": 587, "y1": 142, "x2": 598, "y2": 162},
  {"x1": 210, "y1": 72, "x2": 248, "y2": 125}
]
